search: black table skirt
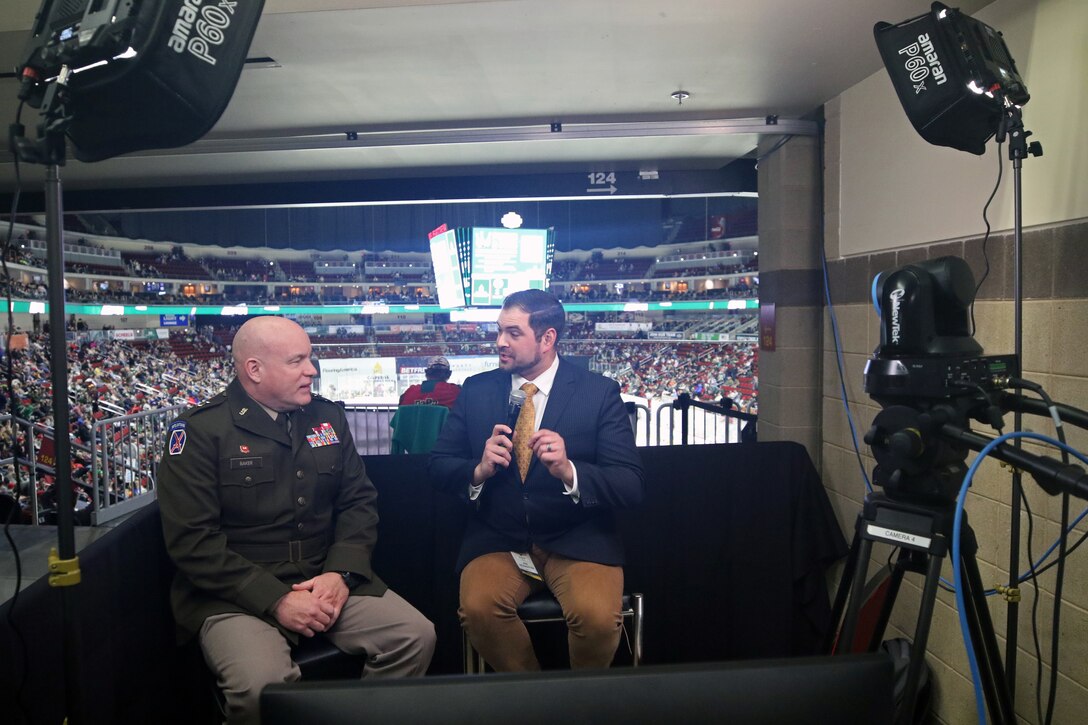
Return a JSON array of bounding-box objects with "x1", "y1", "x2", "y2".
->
[{"x1": 0, "y1": 442, "x2": 847, "y2": 724}]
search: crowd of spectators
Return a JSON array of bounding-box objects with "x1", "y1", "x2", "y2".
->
[
  {"x1": 3, "y1": 225, "x2": 758, "y2": 307},
  {"x1": 2, "y1": 330, "x2": 233, "y2": 524},
  {"x1": 305, "y1": 317, "x2": 758, "y2": 408},
  {"x1": 560, "y1": 283, "x2": 756, "y2": 303},
  {"x1": 2, "y1": 219, "x2": 763, "y2": 523},
  {"x1": 610, "y1": 342, "x2": 758, "y2": 409},
  {"x1": 1, "y1": 315, "x2": 757, "y2": 525},
  {"x1": 651, "y1": 261, "x2": 757, "y2": 278}
]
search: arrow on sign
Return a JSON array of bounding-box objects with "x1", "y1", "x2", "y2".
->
[{"x1": 586, "y1": 185, "x2": 617, "y2": 194}]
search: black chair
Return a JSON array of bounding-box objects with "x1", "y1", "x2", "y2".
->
[
  {"x1": 463, "y1": 589, "x2": 644, "y2": 673},
  {"x1": 292, "y1": 635, "x2": 365, "y2": 680}
]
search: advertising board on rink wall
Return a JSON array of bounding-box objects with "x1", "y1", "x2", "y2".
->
[{"x1": 318, "y1": 355, "x2": 496, "y2": 404}]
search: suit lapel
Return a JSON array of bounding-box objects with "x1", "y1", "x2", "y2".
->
[
  {"x1": 526, "y1": 359, "x2": 574, "y2": 482},
  {"x1": 489, "y1": 371, "x2": 513, "y2": 424},
  {"x1": 480, "y1": 371, "x2": 514, "y2": 456},
  {"x1": 539, "y1": 359, "x2": 575, "y2": 432}
]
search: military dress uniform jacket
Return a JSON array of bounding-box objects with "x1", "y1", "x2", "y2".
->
[{"x1": 158, "y1": 378, "x2": 386, "y2": 643}]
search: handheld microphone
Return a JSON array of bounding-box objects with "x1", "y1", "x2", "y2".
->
[{"x1": 505, "y1": 389, "x2": 527, "y2": 433}]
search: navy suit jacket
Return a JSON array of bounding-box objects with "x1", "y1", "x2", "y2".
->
[{"x1": 429, "y1": 358, "x2": 644, "y2": 572}]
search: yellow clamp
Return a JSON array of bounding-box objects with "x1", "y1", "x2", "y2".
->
[
  {"x1": 994, "y1": 584, "x2": 1020, "y2": 603},
  {"x1": 47, "y1": 547, "x2": 82, "y2": 587}
]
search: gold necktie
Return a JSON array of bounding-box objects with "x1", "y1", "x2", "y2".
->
[{"x1": 514, "y1": 382, "x2": 538, "y2": 481}]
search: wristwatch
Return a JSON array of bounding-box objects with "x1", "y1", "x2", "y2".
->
[{"x1": 339, "y1": 571, "x2": 362, "y2": 589}]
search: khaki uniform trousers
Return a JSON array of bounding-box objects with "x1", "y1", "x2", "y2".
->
[{"x1": 200, "y1": 589, "x2": 435, "y2": 724}]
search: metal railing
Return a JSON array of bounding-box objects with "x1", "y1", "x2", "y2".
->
[
  {"x1": 3, "y1": 392, "x2": 755, "y2": 527},
  {"x1": 2, "y1": 407, "x2": 182, "y2": 526},
  {"x1": 623, "y1": 400, "x2": 650, "y2": 444},
  {"x1": 340, "y1": 396, "x2": 756, "y2": 451},
  {"x1": 1, "y1": 415, "x2": 49, "y2": 525},
  {"x1": 653, "y1": 393, "x2": 757, "y2": 446},
  {"x1": 343, "y1": 404, "x2": 398, "y2": 455},
  {"x1": 90, "y1": 405, "x2": 185, "y2": 525}
]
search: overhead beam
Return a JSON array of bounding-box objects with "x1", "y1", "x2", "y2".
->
[{"x1": 119, "y1": 117, "x2": 818, "y2": 158}]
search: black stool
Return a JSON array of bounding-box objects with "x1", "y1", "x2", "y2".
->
[
  {"x1": 291, "y1": 634, "x2": 365, "y2": 680},
  {"x1": 463, "y1": 590, "x2": 644, "y2": 673}
]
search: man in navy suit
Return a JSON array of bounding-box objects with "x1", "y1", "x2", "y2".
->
[{"x1": 429, "y1": 289, "x2": 644, "y2": 671}]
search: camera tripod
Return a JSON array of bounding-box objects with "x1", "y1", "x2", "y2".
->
[{"x1": 830, "y1": 491, "x2": 1014, "y2": 725}]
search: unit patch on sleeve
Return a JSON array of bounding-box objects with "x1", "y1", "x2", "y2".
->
[
  {"x1": 168, "y1": 420, "x2": 187, "y2": 456},
  {"x1": 306, "y1": 422, "x2": 341, "y2": 448}
]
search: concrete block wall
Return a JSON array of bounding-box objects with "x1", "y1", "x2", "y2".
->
[{"x1": 756, "y1": 133, "x2": 824, "y2": 463}]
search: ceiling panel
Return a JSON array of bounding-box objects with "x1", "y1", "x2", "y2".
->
[{"x1": 0, "y1": 0, "x2": 993, "y2": 201}]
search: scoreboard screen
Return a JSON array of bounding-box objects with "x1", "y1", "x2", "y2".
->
[
  {"x1": 428, "y1": 226, "x2": 554, "y2": 308},
  {"x1": 428, "y1": 229, "x2": 467, "y2": 308},
  {"x1": 468, "y1": 227, "x2": 549, "y2": 306}
]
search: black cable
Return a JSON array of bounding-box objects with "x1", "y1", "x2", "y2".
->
[
  {"x1": 1019, "y1": 486, "x2": 1046, "y2": 725},
  {"x1": 999, "y1": 393, "x2": 1088, "y2": 432},
  {"x1": 1027, "y1": 382, "x2": 1068, "y2": 725},
  {"x1": 1045, "y1": 496, "x2": 1069, "y2": 725},
  {"x1": 1006, "y1": 377, "x2": 1068, "y2": 725},
  {"x1": 1025, "y1": 526, "x2": 1088, "y2": 581},
  {"x1": 970, "y1": 139, "x2": 1003, "y2": 337},
  {"x1": 3, "y1": 99, "x2": 33, "y2": 725},
  {"x1": 947, "y1": 381, "x2": 1009, "y2": 438},
  {"x1": 754, "y1": 135, "x2": 792, "y2": 168}
]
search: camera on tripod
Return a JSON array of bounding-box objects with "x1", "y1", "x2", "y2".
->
[{"x1": 862, "y1": 256, "x2": 1017, "y2": 505}]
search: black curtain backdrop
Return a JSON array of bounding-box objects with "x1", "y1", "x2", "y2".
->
[{"x1": 0, "y1": 442, "x2": 846, "y2": 724}]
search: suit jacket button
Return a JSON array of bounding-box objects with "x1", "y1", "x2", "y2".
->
[
  {"x1": 297, "y1": 522, "x2": 304, "y2": 530},
  {"x1": 295, "y1": 470, "x2": 304, "y2": 479},
  {"x1": 297, "y1": 496, "x2": 306, "y2": 506},
  {"x1": 244, "y1": 475, "x2": 252, "y2": 483}
]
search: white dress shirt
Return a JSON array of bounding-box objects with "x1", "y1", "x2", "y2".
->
[{"x1": 469, "y1": 355, "x2": 580, "y2": 502}]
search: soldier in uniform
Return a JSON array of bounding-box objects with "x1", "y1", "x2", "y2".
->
[{"x1": 158, "y1": 316, "x2": 434, "y2": 724}]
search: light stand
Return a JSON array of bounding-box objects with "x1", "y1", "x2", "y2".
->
[
  {"x1": 10, "y1": 64, "x2": 84, "y2": 723},
  {"x1": 872, "y1": 2, "x2": 1044, "y2": 705},
  {"x1": 6, "y1": 2, "x2": 264, "y2": 720},
  {"x1": 998, "y1": 100, "x2": 1043, "y2": 691}
]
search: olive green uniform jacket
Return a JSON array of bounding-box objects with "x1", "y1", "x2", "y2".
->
[{"x1": 158, "y1": 379, "x2": 386, "y2": 643}]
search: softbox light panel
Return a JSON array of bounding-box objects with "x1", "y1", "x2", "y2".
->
[
  {"x1": 22, "y1": 0, "x2": 265, "y2": 163},
  {"x1": 874, "y1": 2, "x2": 1028, "y2": 155}
]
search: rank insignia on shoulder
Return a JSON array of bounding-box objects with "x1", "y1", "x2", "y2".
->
[{"x1": 168, "y1": 420, "x2": 187, "y2": 456}]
